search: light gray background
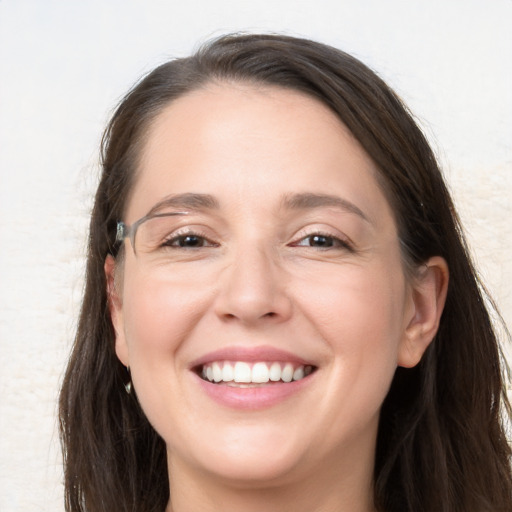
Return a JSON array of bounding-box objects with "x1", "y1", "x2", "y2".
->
[{"x1": 1, "y1": 1, "x2": 511, "y2": 510}]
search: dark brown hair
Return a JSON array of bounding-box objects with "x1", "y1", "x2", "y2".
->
[{"x1": 59, "y1": 33, "x2": 512, "y2": 511}]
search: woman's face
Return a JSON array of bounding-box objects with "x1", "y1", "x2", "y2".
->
[{"x1": 109, "y1": 84, "x2": 433, "y2": 489}]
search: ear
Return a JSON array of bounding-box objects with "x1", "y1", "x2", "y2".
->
[
  {"x1": 105, "y1": 255, "x2": 129, "y2": 367},
  {"x1": 398, "y1": 256, "x2": 449, "y2": 368}
]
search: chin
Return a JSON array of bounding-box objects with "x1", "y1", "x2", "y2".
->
[
  {"x1": 169, "y1": 424, "x2": 308, "y2": 487},
  {"x1": 203, "y1": 454, "x2": 302, "y2": 488}
]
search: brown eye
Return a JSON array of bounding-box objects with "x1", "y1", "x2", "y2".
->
[
  {"x1": 292, "y1": 232, "x2": 353, "y2": 252},
  {"x1": 164, "y1": 234, "x2": 215, "y2": 248},
  {"x1": 307, "y1": 235, "x2": 334, "y2": 247},
  {"x1": 177, "y1": 235, "x2": 204, "y2": 247}
]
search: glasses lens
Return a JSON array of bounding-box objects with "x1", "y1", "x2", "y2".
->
[{"x1": 135, "y1": 215, "x2": 182, "y2": 255}]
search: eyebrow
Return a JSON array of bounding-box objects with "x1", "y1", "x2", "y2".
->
[
  {"x1": 145, "y1": 191, "x2": 369, "y2": 223},
  {"x1": 281, "y1": 192, "x2": 370, "y2": 223},
  {"x1": 146, "y1": 193, "x2": 220, "y2": 216}
]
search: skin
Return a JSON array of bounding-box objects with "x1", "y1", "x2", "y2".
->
[{"x1": 106, "y1": 84, "x2": 448, "y2": 512}]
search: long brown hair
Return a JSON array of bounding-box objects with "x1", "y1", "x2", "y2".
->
[{"x1": 59, "y1": 33, "x2": 512, "y2": 511}]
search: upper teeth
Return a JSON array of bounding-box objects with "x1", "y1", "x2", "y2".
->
[{"x1": 201, "y1": 361, "x2": 313, "y2": 384}]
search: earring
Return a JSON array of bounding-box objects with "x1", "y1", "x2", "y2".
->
[{"x1": 125, "y1": 366, "x2": 132, "y2": 394}]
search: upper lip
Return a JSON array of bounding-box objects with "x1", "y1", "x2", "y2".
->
[{"x1": 189, "y1": 345, "x2": 315, "y2": 369}]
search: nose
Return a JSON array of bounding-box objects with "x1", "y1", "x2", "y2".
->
[{"x1": 214, "y1": 245, "x2": 293, "y2": 325}]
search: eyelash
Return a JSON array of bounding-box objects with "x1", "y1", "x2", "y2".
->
[
  {"x1": 289, "y1": 230, "x2": 354, "y2": 252},
  {"x1": 162, "y1": 229, "x2": 218, "y2": 249},
  {"x1": 162, "y1": 228, "x2": 353, "y2": 252}
]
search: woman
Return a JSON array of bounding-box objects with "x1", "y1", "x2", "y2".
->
[{"x1": 59, "y1": 34, "x2": 512, "y2": 511}]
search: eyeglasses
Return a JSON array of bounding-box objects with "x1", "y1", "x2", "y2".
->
[{"x1": 116, "y1": 212, "x2": 191, "y2": 257}]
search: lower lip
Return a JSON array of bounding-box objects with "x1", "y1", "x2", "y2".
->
[{"x1": 194, "y1": 373, "x2": 314, "y2": 410}]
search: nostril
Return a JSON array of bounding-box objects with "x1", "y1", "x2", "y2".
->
[{"x1": 223, "y1": 312, "x2": 276, "y2": 320}]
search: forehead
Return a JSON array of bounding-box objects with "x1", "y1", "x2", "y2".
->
[
  {"x1": 126, "y1": 83, "x2": 394, "y2": 231},
  {"x1": 141, "y1": 83, "x2": 350, "y2": 166}
]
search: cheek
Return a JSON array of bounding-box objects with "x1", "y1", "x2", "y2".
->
[
  {"x1": 299, "y1": 259, "x2": 406, "y2": 335},
  {"x1": 275, "y1": 262, "x2": 408, "y2": 454},
  {"x1": 119, "y1": 270, "x2": 215, "y2": 436},
  {"x1": 121, "y1": 269, "x2": 212, "y2": 358},
  {"x1": 294, "y1": 260, "x2": 408, "y2": 382}
]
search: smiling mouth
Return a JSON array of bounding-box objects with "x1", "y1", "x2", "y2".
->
[{"x1": 197, "y1": 361, "x2": 316, "y2": 386}]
